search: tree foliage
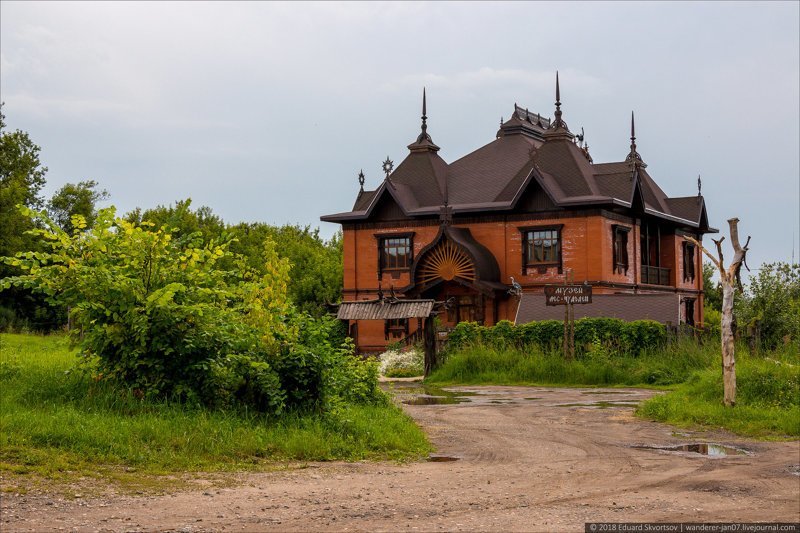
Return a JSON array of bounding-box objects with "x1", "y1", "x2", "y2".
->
[
  {"x1": 702, "y1": 261, "x2": 722, "y2": 312},
  {"x1": 47, "y1": 180, "x2": 110, "y2": 234},
  {"x1": 0, "y1": 105, "x2": 47, "y2": 265},
  {"x1": 125, "y1": 199, "x2": 343, "y2": 315},
  {"x1": 229, "y1": 222, "x2": 343, "y2": 315},
  {"x1": 2, "y1": 207, "x2": 378, "y2": 412},
  {"x1": 736, "y1": 262, "x2": 800, "y2": 349}
]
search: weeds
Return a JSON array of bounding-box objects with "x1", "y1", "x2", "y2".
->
[{"x1": 0, "y1": 334, "x2": 432, "y2": 487}]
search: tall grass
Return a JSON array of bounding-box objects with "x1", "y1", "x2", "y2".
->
[
  {"x1": 639, "y1": 346, "x2": 800, "y2": 438},
  {"x1": 428, "y1": 338, "x2": 716, "y2": 387},
  {"x1": 0, "y1": 334, "x2": 431, "y2": 480}
]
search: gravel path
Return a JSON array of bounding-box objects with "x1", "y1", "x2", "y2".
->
[{"x1": 3, "y1": 385, "x2": 799, "y2": 532}]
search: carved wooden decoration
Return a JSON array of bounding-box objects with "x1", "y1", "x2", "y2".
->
[{"x1": 418, "y1": 239, "x2": 475, "y2": 284}]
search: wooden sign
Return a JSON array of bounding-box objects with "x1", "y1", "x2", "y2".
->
[{"x1": 544, "y1": 284, "x2": 592, "y2": 306}]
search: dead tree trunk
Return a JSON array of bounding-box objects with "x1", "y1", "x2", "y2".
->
[{"x1": 685, "y1": 218, "x2": 750, "y2": 407}]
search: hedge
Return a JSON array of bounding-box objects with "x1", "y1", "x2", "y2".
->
[{"x1": 447, "y1": 318, "x2": 667, "y2": 356}]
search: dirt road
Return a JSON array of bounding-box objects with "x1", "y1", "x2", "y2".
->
[{"x1": 3, "y1": 385, "x2": 799, "y2": 532}]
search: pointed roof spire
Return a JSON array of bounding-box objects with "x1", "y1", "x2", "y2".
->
[
  {"x1": 697, "y1": 174, "x2": 702, "y2": 196},
  {"x1": 625, "y1": 110, "x2": 647, "y2": 169},
  {"x1": 358, "y1": 169, "x2": 365, "y2": 192},
  {"x1": 409, "y1": 87, "x2": 440, "y2": 152},
  {"x1": 545, "y1": 71, "x2": 572, "y2": 139}
]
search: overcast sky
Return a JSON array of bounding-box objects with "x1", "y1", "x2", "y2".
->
[{"x1": 2, "y1": 1, "x2": 798, "y2": 271}]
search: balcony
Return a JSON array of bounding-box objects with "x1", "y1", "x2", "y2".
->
[{"x1": 641, "y1": 265, "x2": 671, "y2": 286}]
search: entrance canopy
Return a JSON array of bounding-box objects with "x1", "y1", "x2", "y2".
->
[{"x1": 336, "y1": 298, "x2": 437, "y2": 320}]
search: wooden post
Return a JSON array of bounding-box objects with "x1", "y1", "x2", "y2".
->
[
  {"x1": 423, "y1": 315, "x2": 437, "y2": 377},
  {"x1": 685, "y1": 218, "x2": 750, "y2": 407}
]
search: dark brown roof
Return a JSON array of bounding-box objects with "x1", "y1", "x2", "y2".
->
[{"x1": 322, "y1": 101, "x2": 715, "y2": 233}]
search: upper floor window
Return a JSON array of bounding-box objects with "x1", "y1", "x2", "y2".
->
[
  {"x1": 378, "y1": 234, "x2": 413, "y2": 272},
  {"x1": 612, "y1": 225, "x2": 630, "y2": 275},
  {"x1": 521, "y1": 226, "x2": 562, "y2": 269},
  {"x1": 683, "y1": 242, "x2": 696, "y2": 282}
]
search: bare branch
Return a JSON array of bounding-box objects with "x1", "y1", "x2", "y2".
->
[
  {"x1": 684, "y1": 235, "x2": 722, "y2": 273},
  {"x1": 713, "y1": 236, "x2": 726, "y2": 274}
]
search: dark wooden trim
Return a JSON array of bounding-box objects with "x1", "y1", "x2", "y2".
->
[
  {"x1": 611, "y1": 224, "x2": 631, "y2": 275},
  {"x1": 373, "y1": 231, "x2": 415, "y2": 239},
  {"x1": 376, "y1": 233, "x2": 414, "y2": 277},
  {"x1": 344, "y1": 208, "x2": 639, "y2": 232},
  {"x1": 518, "y1": 224, "x2": 564, "y2": 274}
]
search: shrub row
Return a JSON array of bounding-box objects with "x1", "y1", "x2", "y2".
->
[{"x1": 447, "y1": 318, "x2": 667, "y2": 356}]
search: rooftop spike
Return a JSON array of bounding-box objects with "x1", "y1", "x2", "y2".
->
[
  {"x1": 625, "y1": 110, "x2": 647, "y2": 169},
  {"x1": 358, "y1": 169, "x2": 365, "y2": 192},
  {"x1": 697, "y1": 174, "x2": 702, "y2": 196},
  {"x1": 409, "y1": 87, "x2": 440, "y2": 151},
  {"x1": 420, "y1": 87, "x2": 428, "y2": 138},
  {"x1": 545, "y1": 70, "x2": 570, "y2": 136}
]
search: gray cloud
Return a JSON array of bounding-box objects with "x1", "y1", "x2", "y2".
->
[{"x1": 1, "y1": 1, "x2": 798, "y2": 271}]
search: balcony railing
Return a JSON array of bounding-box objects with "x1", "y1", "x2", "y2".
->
[{"x1": 641, "y1": 265, "x2": 671, "y2": 286}]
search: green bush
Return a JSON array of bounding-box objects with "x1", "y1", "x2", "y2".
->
[
  {"x1": 1, "y1": 207, "x2": 379, "y2": 414},
  {"x1": 445, "y1": 317, "x2": 667, "y2": 356}
]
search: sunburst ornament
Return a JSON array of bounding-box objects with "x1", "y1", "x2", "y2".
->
[
  {"x1": 418, "y1": 239, "x2": 475, "y2": 284},
  {"x1": 382, "y1": 157, "x2": 394, "y2": 178}
]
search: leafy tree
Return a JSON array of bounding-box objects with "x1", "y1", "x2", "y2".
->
[
  {"x1": 737, "y1": 262, "x2": 800, "y2": 349},
  {"x1": 0, "y1": 105, "x2": 47, "y2": 264},
  {"x1": 125, "y1": 199, "x2": 226, "y2": 243},
  {"x1": 702, "y1": 261, "x2": 722, "y2": 312},
  {"x1": 47, "y1": 180, "x2": 110, "y2": 234},
  {"x1": 0, "y1": 106, "x2": 65, "y2": 331},
  {"x1": 229, "y1": 223, "x2": 343, "y2": 315}
]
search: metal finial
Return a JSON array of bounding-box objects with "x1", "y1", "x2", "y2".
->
[
  {"x1": 382, "y1": 157, "x2": 394, "y2": 179},
  {"x1": 697, "y1": 174, "x2": 702, "y2": 196},
  {"x1": 358, "y1": 169, "x2": 365, "y2": 192},
  {"x1": 626, "y1": 110, "x2": 646, "y2": 170},
  {"x1": 556, "y1": 71, "x2": 561, "y2": 106},
  {"x1": 500, "y1": 116, "x2": 503, "y2": 127},
  {"x1": 421, "y1": 87, "x2": 427, "y2": 132},
  {"x1": 551, "y1": 71, "x2": 565, "y2": 130}
]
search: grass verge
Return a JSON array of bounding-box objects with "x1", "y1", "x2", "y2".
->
[
  {"x1": 0, "y1": 333, "x2": 431, "y2": 492},
  {"x1": 427, "y1": 339, "x2": 715, "y2": 387},
  {"x1": 637, "y1": 352, "x2": 799, "y2": 438}
]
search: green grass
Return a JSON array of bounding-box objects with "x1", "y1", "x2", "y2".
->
[
  {"x1": 429, "y1": 339, "x2": 799, "y2": 438},
  {"x1": 427, "y1": 339, "x2": 716, "y2": 387},
  {"x1": 0, "y1": 334, "x2": 431, "y2": 489},
  {"x1": 637, "y1": 349, "x2": 800, "y2": 438}
]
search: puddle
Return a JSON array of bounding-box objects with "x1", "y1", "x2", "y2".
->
[
  {"x1": 581, "y1": 390, "x2": 635, "y2": 395},
  {"x1": 428, "y1": 454, "x2": 460, "y2": 462},
  {"x1": 556, "y1": 401, "x2": 640, "y2": 409},
  {"x1": 633, "y1": 443, "x2": 749, "y2": 457},
  {"x1": 396, "y1": 385, "x2": 476, "y2": 405},
  {"x1": 403, "y1": 395, "x2": 469, "y2": 405}
]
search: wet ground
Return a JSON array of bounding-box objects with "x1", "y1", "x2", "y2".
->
[{"x1": 3, "y1": 385, "x2": 799, "y2": 532}]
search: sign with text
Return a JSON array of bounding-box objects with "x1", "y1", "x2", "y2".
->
[{"x1": 544, "y1": 284, "x2": 592, "y2": 306}]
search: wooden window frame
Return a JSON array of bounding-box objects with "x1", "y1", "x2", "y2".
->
[
  {"x1": 375, "y1": 232, "x2": 414, "y2": 276},
  {"x1": 683, "y1": 241, "x2": 696, "y2": 282},
  {"x1": 385, "y1": 318, "x2": 409, "y2": 340},
  {"x1": 612, "y1": 225, "x2": 631, "y2": 275},
  {"x1": 519, "y1": 224, "x2": 564, "y2": 274}
]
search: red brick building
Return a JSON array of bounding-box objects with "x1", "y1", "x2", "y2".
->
[{"x1": 322, "y1": 78, "x2": 715, "y2": 353}]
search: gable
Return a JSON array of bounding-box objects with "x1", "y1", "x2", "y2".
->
[
  {"x1": 513, "y1": 178, "x2": 558, "y2": 212},
  {"x1": 370, "y1": 191, "x2": 408, "y2": 222}
]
